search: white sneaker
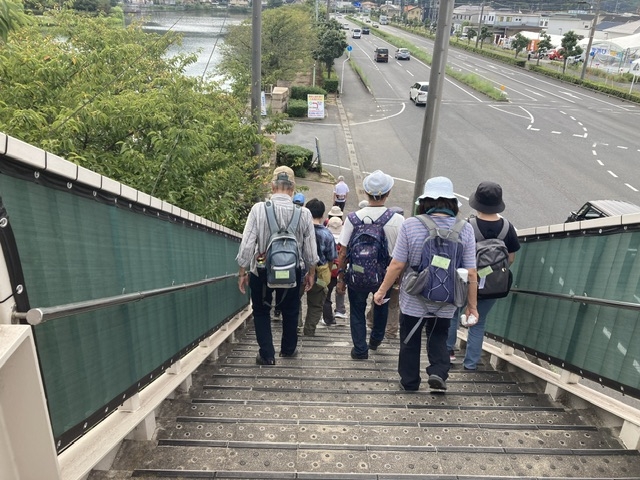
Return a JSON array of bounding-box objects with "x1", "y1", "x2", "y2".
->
[{"x1": 334, "y1": 312, "x2": 347, "y2": 319}]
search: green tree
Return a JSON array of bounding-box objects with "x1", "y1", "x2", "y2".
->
[
  {"x1": 72, "y1": 0, "x2": 110, "y2": 13},
  {"x1": 536, "y1": 33, "x2": 553, "y2": 66},
  {"x1": 511, "y1": 32, "x2": 529, "y2": 58},
  {"x1": 466, "y1": 27, "x2": 476, "y2": 45},
  {"x1": 0, "y1": 11, "x2": 276, "y2": 231},
  {"x1": 0, "y1": 0, "x2": 30, "y2": 42},
  {"x1": 560, "y1": 30, "x2": 583, "y2": 74},
  {"x1": 312, "y1": 25, "x2": 347, "y2": 77},
  {"x1": 478, "y1": 26, "x2": 492, "y2": 48},
  {"x1": 218, "y1": 5, "x2": 314, "y2": 95}
]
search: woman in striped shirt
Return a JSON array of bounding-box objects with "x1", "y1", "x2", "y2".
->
[{"x1": 374, "y1": 177, "x2": 479, "y2": 392}]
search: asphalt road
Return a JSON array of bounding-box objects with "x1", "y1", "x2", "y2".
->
[{"x1": 335, "y1": 21, "x2": 640, "y2": 229}]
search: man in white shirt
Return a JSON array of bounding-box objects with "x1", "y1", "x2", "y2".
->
[
  {"x1": 333, "y1": 176, "x2": 349, "y2": 212},
  {"x1": 336, "y1": 170, "x2": 404, "y2": 360},
  {"x1": 236, "y1": 166, "x2": 318, "y2": 366}
]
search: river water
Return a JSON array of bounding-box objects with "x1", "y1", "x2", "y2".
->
[{"x1": 128, "y1": 10, "x2": 246, "y2": 79}]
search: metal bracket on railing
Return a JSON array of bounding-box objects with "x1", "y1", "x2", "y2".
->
[{"x1": 11, "y1": 273, "x2": 237, "y2": 326}]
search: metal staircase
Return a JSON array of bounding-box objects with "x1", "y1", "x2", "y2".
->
[{"x1": 91, "y1": 322, "x2": 640, "y2": 479}]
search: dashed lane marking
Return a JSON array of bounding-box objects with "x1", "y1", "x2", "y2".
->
[
  {"x1": 626, "y1": 184, "x2": 639, "y2": 192},
  {"x1": 608, "y1": 170, "x2": 618, "y2": 178}
]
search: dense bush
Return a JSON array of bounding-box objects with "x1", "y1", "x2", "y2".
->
[
  {"x1": 276, "y1": 144, "x2": 314, "y2": 177},
  {"x1": 323, "y1": 75, "x2": 339, "y2": 93},
  {"x1": 290, "y1": 85, "x2": 327, "y2": 100},
  {"x1": 286, "y1": 99, "x2": 308, "y2": 117},
  {"x1": 528, "y1": 65, "x2": 640, "y2": 102}
]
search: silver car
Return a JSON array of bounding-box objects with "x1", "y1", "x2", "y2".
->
[
  {"x1": 409, "y1": 81, "x2": 429, "y2": 105},
  {"x1": 395, "y1": 48, "x2": 411, "y2": 60}
]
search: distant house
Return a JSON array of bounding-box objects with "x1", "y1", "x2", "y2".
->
[
  {"x1": 405, "y1": 5, "x2": 423, "y2": 22},
  {"x1": 361, "y1": 1, "x2": 376, "y2": 12},
  {"x1": 379, "y1": 4, "x2": 400, "y2": 16}
]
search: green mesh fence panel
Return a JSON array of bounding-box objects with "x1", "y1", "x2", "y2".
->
[
  {"x1": 0, "y1": 169, "x2": 248, "y2": 450},
  {"x1": 488, "y1": 229, "x2": 640, "y2": 396}
]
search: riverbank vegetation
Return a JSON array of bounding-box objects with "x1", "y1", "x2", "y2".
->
[
  {"x1": 0, "y1": 9, "x2": 276, "y2": 230},
  {"x1": 0, "y1": 2, "x2": 343, "y2": 229}
]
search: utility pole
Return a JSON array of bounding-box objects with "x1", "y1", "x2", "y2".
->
[
  {"x1": 580, "y1": 0, "x2": 600, "y2": 80},
  {"x1": 475, "y1": 2, "x2": 484, "y2": 49},
  {"x1": 412, "y1": 0, "x2": 456, "y2": 203},
  {"x1": 250, "y1": 0, "x2": 262, "y2": 157}
]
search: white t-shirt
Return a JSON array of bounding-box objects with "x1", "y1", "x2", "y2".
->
[
  {"x1": 334, "y1": 181, "x2": 349, "y2": 201},
  {"x1": 338, "y1": 206, "x2": 405, "y2": 254}
]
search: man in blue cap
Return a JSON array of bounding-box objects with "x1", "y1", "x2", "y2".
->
[{"x1": 293, "y1": 193, "x2": 305, "y2": 206}]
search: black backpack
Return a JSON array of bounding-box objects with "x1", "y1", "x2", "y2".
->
[
  {"x1": 470, "y1": 217, "x2": 512, "y2": 299},
  {"x1": 264, "y1": 201, "x2": 301, "y2": 289}
]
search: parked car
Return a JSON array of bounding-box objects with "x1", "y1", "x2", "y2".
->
[
  {"x1": 394, "y1": 48, "x2": 411, "y2": 60},
  {"x1": 547, "y1": 49, "x2": 564, "y2": 61},
  {"x1": 565, "y1": 200, "x2": 640, "y2": 223},
  {"x1": 352, "y1": 28, "x2": 362, "y2": 39},
  {"x1": 568, "y1": 53, "x2": 585, "y2": 65},
  {"x1": 409, "y1": 81, "x2": 429, "y2": 105},
  {"x1": 362, "y1": 27, "x2": 370, "y2": 34},
  {"x1": 373, "y1": 47, "x2": 389, "y2": 63}
]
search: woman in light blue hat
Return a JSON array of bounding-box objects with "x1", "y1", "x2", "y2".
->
[{"x1": 374, "y1": 176, "x2": 479, "y2": 391}]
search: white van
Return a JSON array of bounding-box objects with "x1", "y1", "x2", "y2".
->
[{"x1": 352, "y1": 28, "x2": 362, "y2": 39}]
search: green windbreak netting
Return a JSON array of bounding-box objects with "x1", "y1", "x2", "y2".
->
[
  {"x1": 489, "y1": 229, "x2": 640, "y2": 395},
  {"x1": 0, "y1": 169, "x2": 248, "y2": 450}
]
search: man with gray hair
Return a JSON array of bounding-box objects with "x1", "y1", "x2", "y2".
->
[
  {"x1": 333, "y1": 175, "x2": 349, "y2": 212},
  {"x1": 237, "y1": 166, "x2": 318, "y2": 366}
]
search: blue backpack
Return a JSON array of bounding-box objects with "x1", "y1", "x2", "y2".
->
[
  {"x1": 402, "y1": 215, "x2": 468, "y2": 308},
  {"x1": 345, "y1": 209, "x2": 395, "y2": 292}
]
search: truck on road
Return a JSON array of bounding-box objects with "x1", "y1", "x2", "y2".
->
[{"x1": 379, "y1": 15, "x2": 388, "y2": 25}]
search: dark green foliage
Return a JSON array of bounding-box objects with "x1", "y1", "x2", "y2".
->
[
  {"x1": 323, "y1": 76, "x2": 339, "y2": 93},
  {"x1": 312, "y1": 25, "x2": 348, "y2": 77},
  {"x1": 290, "y1": 85, "x2": 327, "y2": 100},
  {"x1": 528, "y1": 64, "x2": 640, "y2": 103},
  {"x1": 276, "y1": 143, "x2": 314, "y2": 177},
  {"x1": 511, "y1": 33, "x2": 529, "y2": 58},
  {"x1": 286, "y1": 98, "x2": 308, "y2": 117}
]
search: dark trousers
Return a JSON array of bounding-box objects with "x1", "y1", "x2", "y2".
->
[
  {"x1": 398, "y1": 313, "x2": 450, "y2": 390},
  {"x1": 348, "y1": 288, "x2": 390, "y2": 356},
  {"x1": 249, "y1": 269, "x2": 301, "y2": 361}
]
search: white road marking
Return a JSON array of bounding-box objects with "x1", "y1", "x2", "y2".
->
[
  {"x1": 597, "y1": 160, "x2": 604, "y2": 166},
  {"x1": 626, "y1": 184, "x2": 639, "y2": 192},
  {"x1": 618, "y1": 146, "x2": 629, "y2": 150},
  {"x1": 551, "y1": 131, "x2": 562, "y2": 134},
  {"x1": 323, "y1": 163, "x2": 351, "y2": 171},
  {"x1": 592, "y1": 150, "x2": 597, "y2": 155},
  {"x1": 608, "y1": 170, "x2": 618, "y2": 178}
]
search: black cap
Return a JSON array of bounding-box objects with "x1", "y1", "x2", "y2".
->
[{"x1": 469, "y1": 182, "x2": 505, "y2": 214}]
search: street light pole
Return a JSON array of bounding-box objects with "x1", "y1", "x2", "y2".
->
[
  {"x1": 412, "y1": 0, "x2": 455, "y2": 203},
  {"x1": 250, "y1": 0, "x2": 262, "y2": 157},
  {"x1": 581, "y1": 0, "x2": 601, "y2": 80},
  {"x1": 475, "y1": 2, "x2": 484, "y2": 49}
]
